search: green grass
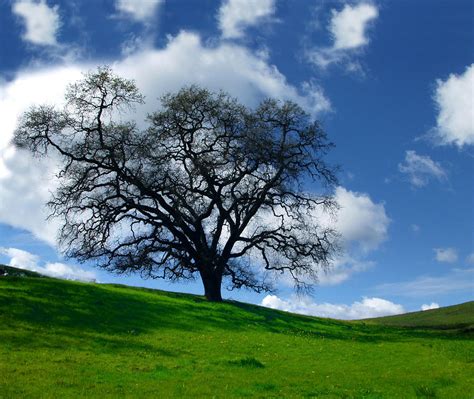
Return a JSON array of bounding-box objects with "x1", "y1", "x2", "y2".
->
[
  {"x1": 0, "y1": 273, "x2": 473, "y2": 398},
  {"x1": 363, "y1": 301, "x2": 474, "y2": 331}
]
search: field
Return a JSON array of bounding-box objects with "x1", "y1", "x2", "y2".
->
[
  {"x1": 365, "y1": 302, "x2": 474, "y2": 331},
  {"x1": 0, "y1": 270, "x2": 473, "y2": 398}
]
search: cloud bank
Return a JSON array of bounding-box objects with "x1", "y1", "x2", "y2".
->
[
  {"x1": 0, "y1": 66, "x2": 84, "y2": 245},
  {"x1": 261, "y1": 295, "x2": 405, "y2": 320},
  {"x1": 267, "y1": 186, "x2": 389, "y2": 287},
  {"x1": 0, "y1": 247, "x2": 96, "y2": 281},
  {"x1": 308, "y1": 186, "x2": 390, "y2": 286},
  {"x1": 0, "y1": 31, "x2": 331, "y2": 247}
]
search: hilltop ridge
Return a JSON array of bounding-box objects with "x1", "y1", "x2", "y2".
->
[
  {"x1": 364, "y1": 301, "x2": 474, "y2": 331},
  {"x1": 0, "y1": 264, "x2": 45, "y2": 278}
]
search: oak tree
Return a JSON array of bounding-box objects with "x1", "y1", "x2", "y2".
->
[{"x1": 15, "y1": 67, "x2": 338, "y2": 301}]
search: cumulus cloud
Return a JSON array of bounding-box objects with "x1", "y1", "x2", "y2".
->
[
  {"x1": 398, "y1": 150, "x2": 447, "y2": 188},
  {"x1": 115, "y1": 0, "x2": 164, "y2": 22},
  {"x1": 421, "y1": 302, "x2": 439, "y2": 311},
  {"x1": 309, "y1": 186, "x2": 389, "y2": 286},
  {"x1": 218, "y1": 0, "x2": 276, "y2": 39},
  {"x1": 40, "y1": 262, "x2": 96, "y2": 281},
  {"x1": 330, "y1": 3, "x2": 378, "y2": 50},
  {"x1": 334, "y1": 186, "x2": 390, "y2": 252},
  {"x1": 0, "y1": 66, "x2": 84, "y2": 245},
  {"x1": 376, "y1": 268, "x2": 474, "y2": 297},
  {"x1": 0, "y1": 151, "x2": 60, "y2": 246},
  {"x1": 114, "y1": 32, "x2": 331, "y2": 119},
  {"x1": 270, "y1": 186, "x2": 389, "y2": 287},
  {"x1": 12, "y1": 0, "x2": 60, "y2": 46},
  {"x1": 0, "y1": 247, "x2": 96, "y2": 281},
  {"x1": 0, "y1": 31, "x2": 331, "y2": 247},
  {"x1": 434, "y1": 247, "x2": 458, "y2": 263},
  {"x1": 307, "y1": 3, "x2": 378, "y2": 70},
  {"x1": 1, "y1": 247, "x2": 39, "y2": 269},
  {"x1": 0, "y1": 66, "x2": 83, "y2": 165},
  {"x1": 432, "y1": 64, "x2": 474, "y2": 147},
  {"x1": 219, "y1": 184, "x2": 388, "y2": 289},
  {"x1": 261, "y1": 295, "x2": 405, "y2": 320}
]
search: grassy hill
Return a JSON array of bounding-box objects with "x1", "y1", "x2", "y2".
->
[
  {"x1": 0, "y1": 263, "x2": 45, "y2": 278},
  {"x1": 364, "y1": 301, "x2": 474, "y2": 331},
  {"x1": 0, "y1": 272, "x2": 473, "y2": 398}
]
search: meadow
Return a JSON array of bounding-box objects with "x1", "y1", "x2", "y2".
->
[{"x1": 0, "y1": 268, "x2": 472, "y2": 398}]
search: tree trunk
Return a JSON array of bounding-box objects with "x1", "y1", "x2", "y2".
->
[{"x1": 200, "y1": 271, "x2": 223, "y2": 302}]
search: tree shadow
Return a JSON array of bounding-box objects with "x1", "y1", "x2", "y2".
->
[{"x1": 0, "y1": 277, "x2": 471, "y2": 347}]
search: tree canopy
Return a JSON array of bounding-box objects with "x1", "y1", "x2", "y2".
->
[{"x1": 15, "y1": 67, "x2": 339, "y2": 301}]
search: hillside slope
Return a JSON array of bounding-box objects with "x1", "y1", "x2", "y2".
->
[
  {"x1": 0, "y1": 275, "x2": 473, "y2": 398},
  {"x1": 365, "y1": 301, "x2": 474, "y2": 331},
  {"x1": 0, "y1": 263, "x2": 45, "y2": 278}
]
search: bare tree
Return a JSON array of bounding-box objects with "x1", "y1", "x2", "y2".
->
[{"x1": 14, "y1": 67, "x2": 338, "y2": 301}]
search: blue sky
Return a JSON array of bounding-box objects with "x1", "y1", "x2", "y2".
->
[{"x1": 0, "y1": 0, "x2": 472, "y2": 319}]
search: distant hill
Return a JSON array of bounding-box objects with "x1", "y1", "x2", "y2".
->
[
  {"x1": 363, "y1": 301, "x2": 474, "y2": 331},
  {"x1": 0, "y1": 274, "x2": 472, "y2": 397},
  {"x1": 0, "y1": 264, "x2": 45, "y2": 278}
]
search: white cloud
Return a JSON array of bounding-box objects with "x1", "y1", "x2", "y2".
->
[
  {"x1": 1, "y1": 247, "x2": 39, "y2": 269},
  {"x1": 0, "y1": 247, "x2": 96, "y2": 281},
  {"x1": 330, "y1": 3, "x2": 379, "y2": 50},
  {"x1": 300, "y1": 80, "x2": 332, "y2": 115},
  {"x1": 0, "y1": 31, "x2": 331, "y2": 247},
  {"x1": 334, "y1": 186, "x2": 390, "y2": 252},
  {"x1": 12, "y1": 0, "x2": 60, "y2": 46},
  {"x1": 307, "y1": 3, "x2": 378, "y2": 70},
  {"x1": 0, "y1": 151, "x2": 60, "y2": 247},
  {"x1": 433, "y1": 64, "x2": 474, "y2": 147},
  {"x1": 115, "y1": 0, "x2": 164, "y2": 22},
  {"x1": 376, "y1": 268, "x2": 474, "y2": 297},
  {"x1": 41, "y1": 261, "x2": 96, "y2": 281},
  {"x1": 0, "y1": 66, "x2": 84, "y2": 245},
  {"x1": 261, "y1": 295, "x2": 405, "y2": 320},
  {"x1": 434, "y1": 247, "x2": 458, "y2": 263},
  {"x1": 398, "y1": 150, "x2": 447, "y2": 188},
  {"x1": 269, "y1": 186, "x2": 389, "y2": 287},
  {"x1": 421, "y1": 302, "x2": 439, "y2": 311},
  {"x1": 249, "y1": 186, "x2": 389, "y2": 279},
  {"x1": 115, "y1": 32, "x2": 331, "y2": 119},
  {"x1": 318, "y1": 256, "x2": 373, "y2": 286},
  {"x1": 218, "y1": 0, "x2": 276, "y2": 39}
]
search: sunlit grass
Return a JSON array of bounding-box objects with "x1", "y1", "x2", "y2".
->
[{"x1": 0, "y1": 275, "x2": 472, "y2": 398}]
